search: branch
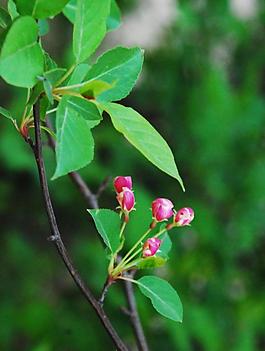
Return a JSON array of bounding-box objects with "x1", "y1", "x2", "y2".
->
[
  {"x1": 45, "y1": 117, "x2": 149, "y2": 351},
  {"x1": 30, "y1": 102, "x2": 128, "y2": 351},
  {"x1": 123, "y1": 271, "x2": 149, "y2": 351}
]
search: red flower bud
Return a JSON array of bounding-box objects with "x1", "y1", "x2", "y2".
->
[
  {"x1": 114, "y1": 176, "x2": 132, "y2": 193},
  {"x1": 142, "y1": 238, "x2": 162, "y2": 257},
  {"x1": 174, "y1": 207, "x2": 194, "y2": 226},
  {"x1": 152, "y1": 198, "x2": 174, "y2": 222},
  {"x1": 116, "y1": 187, "x2": 135, "y2": 220}
]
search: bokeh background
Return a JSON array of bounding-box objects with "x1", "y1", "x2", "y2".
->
[{"x1": 1, "y1": 0, "x2": 265, "y2": 350}]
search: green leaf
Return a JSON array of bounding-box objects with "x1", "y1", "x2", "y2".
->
[
  {"x1": 0, "y1": 16, "x2": 44, "y2": 88},
  {"x1": 106, "y1": 0, "x2": 121, "y2": 31},
  {"x1": 65, "y1": 79, "x2": 112, "y2": 98},
  {"x1": 43, "y1": 68, "x2": 67, "y2": 104},
  {"x1": 38, "y1": 19, "x2": 49, "y2": 36},
  {"x1": 65, "y1": 96, "x2": 102, "y2": 122},
  {"x1": 0, "y1": 7, "x2": 11, "y2": 29},
  {"x1": 67, "y1": 63, "x2": 90, "y2": 85},
  {"x1": 52, "y1": 96, "x2": 94, "y2": 179},
  {"x1": 44, "y1": 68, "x2": 66, "y2": 85},
  {"x1": 63, "y1": 0, "x2": 76, "y2": 23},
  {"x1": 86, "y1": 47, "x2": 144, "y2": 102},
  {"x1": 0, "y1": 106, "x2": 14, "y2": 122},
  {"x1": 43, "y1": 78, "x2": 53, "y2": 104},
  {"x1": 14, "y1": 0, "x2": 70, "y2": 19},
  {"x1": 79, "y1": 80, "x2": 113, "y2": 97},
  {"x1": 87, "y1": 209, "x2": 120, "y2": 253},
  {"x1": 136, "y1": 256, "x2": 167, "y2": 269},
  {"x1": 28, "y1": 81, "x2": 44, "y2": 106},
  {"x1": 73, "y1": 0, "x2": 110, "y2": 63},
  {"x1": 8, "y1": 0, "x2": 19, "y2": 20},
  {"x1": 63, "y1": 0, "x2": 117, "y2": 32},
  {"x1": 103, "y1": 103, "x2": 184, "y2": 189},
  {"x1": 137, "y1": 276, "x2": 183, "y2": 322},
  {"x1": 44, "y1": 52, "x2": 57, "y2": 71},
  {"x1": 39, "y1": 96, "x2": 49, "y2": 121},
  {"x1": 159, "y1": 232, "x2": 172, "y2": 256}
]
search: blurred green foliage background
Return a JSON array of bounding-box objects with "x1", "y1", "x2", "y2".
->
[{"x1": 1, "y1": 0, "x2": 265, "y2": 350}]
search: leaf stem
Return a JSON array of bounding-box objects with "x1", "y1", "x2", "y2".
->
[
  {"x1": 120, "y1": 221, "x2": 126, "y2": 239},
  {"x1": 46, "y1": 108, "x2": 57, "y2": 115},
  {"x1": 117, "y1": 227, "x2": 168, "y2": 270},
  {"x1": 118, "y1": 276, "x2": 138, "y2": 284},
  {"x1": 112, "y1": 228, "x2": 152, "y2": 276},
  {"x1": 55, "y1": 64, "x2": 76, "y2": 87}
]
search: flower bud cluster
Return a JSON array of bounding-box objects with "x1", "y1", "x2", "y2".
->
[
  {"x1": 114, "y1": 176, "x2": 135, "y2": 222},
  {"x1": 114, "y1": 176, "x2": 194, "y2": 258}
]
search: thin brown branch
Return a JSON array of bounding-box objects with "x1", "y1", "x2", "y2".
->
[
  {"x1": 30, "y1": 102, "x2": 128, "y2": 351},
  {"x1": 96, "y1": 175, "x2": 111, "y2": 198},
  {"x1": 123, "y1": 271, "x2": 149, "y2": 351},
  {"x1": 99, "y1": 276, "x2": 115, "y2": 306},
  {"x1": 45, "y1": 116, "x2": 148, "y2": 351}
]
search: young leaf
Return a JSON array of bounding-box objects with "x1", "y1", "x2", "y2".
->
[
  {"x1": 43, "y1": 68, "x2": 66, "y2": 104},
  {"x1": 28, "y1": 81, "x2": 44, "y2": 106},
  {"x1": 107, "y1": 0, "x2": 121, "y2": 32},
  {"x1": 0, "y1": 7, "x2": 11, "y2": 29},
  {"x1": 86, "y1": 46, "x2": 144, "y2": 102},
  {"x1": 63, "y1": 0, "x2": 76, "y2": 23},
  {"x1": 0, "y1": 106, "x2": 14, "y2": 122},
  {"x1": 65, "y1": 96, "x2": 102, "y2": 121},
  {"x1": 43, "y1": 79, "x2": 53, "y2": 104},
  {"x1": 87, "y1": 209, "x2": 120, "y2": 253},
  {"x1": 64, "y1": 0, "x2": 118, "y2": 32},
  {"x1": 38, "y1": 19, "x2": 49, "y2": 36},
  {"x1": 44, "y1": 52, "x2": 57, "y2": 71},
  {"x1": 103, "y1": 103, "x2": 184, "y2": 190},
  {"x1": 44, "y1": 68, "x2": 66, "y2": 85},
  {"x1": 79, "y1": 80, "x2": 112, "y2": 97},
  {"x1": 73, "y1": 0, "x2": 111, "y2": 63},
  {"x1": 64, "y1": 79, "x2": 112, "y2": 98},
  {"x1": 8, "y1": 0, "x2": 19, "y2": 20},
  {"x1": 137, "y1": 276, "x2": 183, "y2": 322},
  {"x1": 52, "y1": 96, "x2": 94, "y2": 179},
  {"x1": 14, "y1": 0, "x2": 69, "y2": 19},
  {"x1": 39, "y1": 96, "x2": 49, "y2": 121},
  {"x1": 136, "y1": 256, "x2": 167, "y2": 270},
  {"x1": 0, "y1": 16, "x2": 43, "y2": 88},
  {"x1": 159, "y1": 232, "x2": 172, "y2": 256},
  {"x1": 67, "y1": 63, "x2": 90, "y2": 85}
]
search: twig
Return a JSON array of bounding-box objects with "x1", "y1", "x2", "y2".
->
[
  {"x1": 30, "y1": 101, "x2": 128, "y2": 351},
  {"x1": 45, "y1": 117, "x2": 148, "y2": 351},
  {"x1": 99, "y1": 276, "x2": 115, "y2": 306},
  {"x1": 69, "y1": 171, "x2": 98, "y2": 209},
  {"x1": 96, "y1": 175, "x2": 111, "y2": 198},
  {"x1": 123, "y1": 271, "x2": 149, "y2": 351}
]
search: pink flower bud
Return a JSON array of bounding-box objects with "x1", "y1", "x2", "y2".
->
[
  {"x1": 117, "y1": 187, "x2": 135, "y2": 213},
  {"x1": 152, "y1": 198, "x2": 174, "y2": 222},
  {"x1": 174, "y1": 207, "x2": 194, "y2": 226},
  {"x1": 114, "y1": 176, "x2": 132, "y2": 193},
  {"x1": 142, "y1": 238, "x2": 162, "y2": 257}
]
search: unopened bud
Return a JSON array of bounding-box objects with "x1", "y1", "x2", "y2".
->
[
  {"x1": 114, "y1": 176, "x2": 132, "y2": 193},
  {"x1": 174, "y1": 207, "x2": 194, "y2": 226},
  {"x1": 142, "y1": 238, "x2": 162, "y2": 257},
  {"x1": 151, "y1": 198, "x2": 174, "y2": 222},
  {"x1": 116, "y1": 187, "x2": 135, "y2": 222}
]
